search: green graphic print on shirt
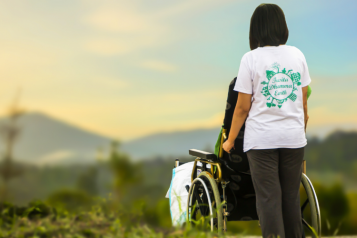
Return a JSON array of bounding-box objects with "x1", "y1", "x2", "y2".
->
[{"x1": 261, "y1": 63, "x2": 301, "y2": 108}]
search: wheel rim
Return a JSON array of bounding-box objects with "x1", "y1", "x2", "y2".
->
[
  {"x1": 187, "y1": 172, "x2": 223, "y2": 232},
  {"x1": 187, "y1": 177, "x2": 214, "y2": 230},
  {"x1": 301, "y1": 173, "x2": 321, "y2": 238}
]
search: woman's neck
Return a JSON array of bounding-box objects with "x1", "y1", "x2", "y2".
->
[{"x1": 263, "y1": 44, "x2": 285, "y2": 47}]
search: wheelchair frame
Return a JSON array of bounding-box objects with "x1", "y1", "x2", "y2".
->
[{"x1": 183, "y1": 130, "x2": 321, "y2": 237}]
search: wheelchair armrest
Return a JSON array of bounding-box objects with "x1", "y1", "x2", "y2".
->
[{"x1": 189, "y1": 149, "x2": 217, "y2": 161}]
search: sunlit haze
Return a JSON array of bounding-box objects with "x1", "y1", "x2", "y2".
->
[{"x1": 1, "y1": 0, "x2": 356, "y2": 141}]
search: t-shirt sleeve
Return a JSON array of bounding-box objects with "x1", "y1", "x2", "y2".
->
[
  {"x1": 233, "y1": 54, "x2": 253, "y2": 94},
  {"x1": 300, "y1": 54, "x2": 311, "y2": 87}
]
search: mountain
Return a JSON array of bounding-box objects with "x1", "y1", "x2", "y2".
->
[
  {"x1": 1, "y1": 112, "x2": 356, "y2": 165},
  {"x1": 0, "y1": 112, "x2": 220, "y2": 165},
  {"x1": 0, "y1": 113, "x2": 112, "y2": 165},
  {"x1": 121, "y1": 127, "x2": 220, "y2": 159}
]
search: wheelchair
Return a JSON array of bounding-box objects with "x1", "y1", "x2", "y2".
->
[{"x1": 175, "y1": 78, "x2": 321, "y2": 237}]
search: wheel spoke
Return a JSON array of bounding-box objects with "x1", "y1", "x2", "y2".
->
[
  {"x1": 193, "y1": 190, "x2": 203, "y2": 215},
  {"x1": 302, "y1": 218, "x2": 314, "y2": 233},
  {"x1": 201, "y1": 192, "x2": 209, "y2": 216},
  {"x1": 194, "y1": 190, "x2": 205, "y2": 216},
  {"x1": 301, "y1": 198, "x2": 309, "y2": 212}
]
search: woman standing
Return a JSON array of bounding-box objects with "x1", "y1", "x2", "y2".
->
[{"x1": 223, "y1": 4, "x2": 310, "y2": 238}]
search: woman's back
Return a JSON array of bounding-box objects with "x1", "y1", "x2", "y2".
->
[
  {"x1": 234, "y1": 45, "x2": 311, "y2": 152},
  {"x1": 223, "y1": 4, "x2": 311, "y2": 237}
]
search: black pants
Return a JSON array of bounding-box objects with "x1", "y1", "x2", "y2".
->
[{"x1": 246, "y1": 147, "x2": 304, "y2": 238}]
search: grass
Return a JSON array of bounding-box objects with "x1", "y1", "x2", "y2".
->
[
  {"x1": 0, "y1": 199, "x2": 236, "y2": 238},
  {"x1": 0, "y1": 196, "x2": 338, "y2": 238}
]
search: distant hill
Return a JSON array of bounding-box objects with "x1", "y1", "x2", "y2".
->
[
  {"x1": 0, "y1": 113, "x2": 112, "y2": 165},
  {"x1": 0, "y1": 112, "x2": 220, "y2": 165},
  {"x1": 121, "y1": 127, "x2": 219, "y2": 159},
  {"x1": 305, "y1": 130, "x2": 357, "y2": 172},
  {"x1": 1, "y1": 112, "x2": 356, "y2": 166}
]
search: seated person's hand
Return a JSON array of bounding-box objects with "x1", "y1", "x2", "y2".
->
[{"x1": 223, "y1": 139, "x2": 235, "y2": 154}]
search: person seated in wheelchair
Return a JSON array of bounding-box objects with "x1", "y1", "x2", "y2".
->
[{"x1": 185, "y1": 4, "x2": 319, "y2": 238}]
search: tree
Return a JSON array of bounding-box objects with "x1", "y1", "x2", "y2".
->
[
  {"x1": 108, "y1": 141, "x2": 142, "y2": 202},
  {"x1": 76, "y1": 165, "x2": 98, "y2": 196},
  {"x1": 0, "y1": 92, "x2": 25, "y2": 202}
]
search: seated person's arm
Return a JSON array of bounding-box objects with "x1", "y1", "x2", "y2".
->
[
  {"x1": 223, "y1": 92, "x2": 252, "y2": 153},
  {"x1": 307, "y1": 85, "x2": 312, "y2": 100},
  {"x1": 303, "y1": 86, "x2": 309, "y2": 132}
]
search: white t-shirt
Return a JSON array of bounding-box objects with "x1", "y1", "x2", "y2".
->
[{"x1": 233, "y1": 45, "x2": 311, "y2": 152}]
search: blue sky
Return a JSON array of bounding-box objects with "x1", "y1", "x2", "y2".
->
[{"x1": 0, "y1": 0, "x2": 356, "y2": 140}]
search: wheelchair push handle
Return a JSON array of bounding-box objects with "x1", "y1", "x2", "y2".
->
[{"x1": 222, "y1": 131, "x2": 235, "y2": 154}]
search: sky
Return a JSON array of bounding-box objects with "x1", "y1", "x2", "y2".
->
[{"x1": 0, "y1": 0, "x2": 356, "y2": 141}]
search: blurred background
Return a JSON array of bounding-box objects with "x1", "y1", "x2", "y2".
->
[{"x1": 0, "y1": 0, "x2": 356, "y2": 236}]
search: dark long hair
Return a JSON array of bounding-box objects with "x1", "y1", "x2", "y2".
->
[{"x1": 249, "y1": 4, "x2": 289, "y2": 50}]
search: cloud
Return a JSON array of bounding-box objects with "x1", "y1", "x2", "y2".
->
[
  {"x1": 155, "y1": 0, "x2": 237, "y2": 18},
  {"x1": 84, "y1": 34, "x2": 164, "y2": 55},
  {"x1": 83, "y1": 5, "x2": 160, "y2": 33},
  {"x1": 36, "y1": 150, "x2": 75, "y2": 165},
  {"x1": 81, "y1": 1, "x2": 169, "y2": 55},
  {"x1": 81, "y1": 0, "x2": 237, "y2": 55},
  {"x1": 141, "y1": 60, "x2": 177, "y2": 72},
  {"x1": 309, "y1": 106, "x2": 357, "y2": 126}
]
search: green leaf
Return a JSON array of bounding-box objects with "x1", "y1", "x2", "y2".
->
[
  {"x1": 278, "y1": 105, "x2": 282, "y2": 108},
  {"x1": 297, "y1": 82, "x2": 301, "y2": 86},
  {"x1": 261, "y1": 81, "x2": 268, "y2": 85},
  {"x1": 266, "y1": 103, "x2": 272, "y2": 108},
  {"x1": 272, "y1": 103, "x2": 276, "y2": 107}
]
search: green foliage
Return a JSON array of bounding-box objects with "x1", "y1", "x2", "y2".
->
[
  {"x1": 317, "y1": 182, "x2": 349, "y2": 236},
  {"x1": 306, "y1": 131, "x2": 357, "y2": 175},
  {"x1": 344, "y1": 192, "x2": 357, "y2": 234},
  {"x1": 2, "y1": 134, "x2": 357, "y2": 236},
  {"x1": 47, "y1": 189, "x2": 94, "y2": 213},
  {"x1": 76, "y1": 166, "x2": 98, "y2": 196},
  {"x1": 108, "y1": 141, "x2": 143, "y2": 201},
  {"x1": 0, "y1": 200, "x2": 53, "y2": 230},
  {"x1": 299, "y1": 180, "x2": 355, "y2": 236},
  {"x1": 0, "y1": 200, "x2": 244, "y2": 238}
]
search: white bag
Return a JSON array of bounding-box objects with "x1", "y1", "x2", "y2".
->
[{"x1": 165, "y1": 161, "x2": 194, "y2": 227}]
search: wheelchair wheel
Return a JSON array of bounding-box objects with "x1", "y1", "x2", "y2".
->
[
  {"x1": 301, "y1": 173, "x2": 321, "y2": 238},
  {"x1": 187, "y1": 171, "x2": 223, "y2": 232}
]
